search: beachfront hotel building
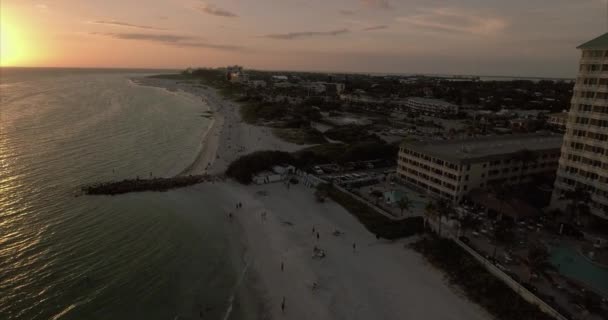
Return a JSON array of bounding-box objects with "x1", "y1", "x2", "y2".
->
[
  {"x1": 551, "y1": 33, "x2": 608, "y2": 220},
  {"x1": 398, "y1": 134, "x2": 563, "y2": 203},
  {"x1": 400, "y1": 97, "x2": 459, "y2": 116}
]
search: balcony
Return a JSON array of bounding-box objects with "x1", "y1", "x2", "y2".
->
[{"x1": 574, "y1": 84, "x2": 608, "y2": 93}]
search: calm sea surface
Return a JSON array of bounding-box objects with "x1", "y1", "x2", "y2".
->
[{"x1": 0, "y1": 68, "x2": 245, "y2": 319}]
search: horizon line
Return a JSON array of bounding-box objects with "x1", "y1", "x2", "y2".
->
[{"x1": 0, "y1": 65, "x2": 575, "y2": 81}]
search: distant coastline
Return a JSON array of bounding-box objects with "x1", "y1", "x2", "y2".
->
[{"x1": 0, "y1": 66, "x2": 575, "y2": 82}]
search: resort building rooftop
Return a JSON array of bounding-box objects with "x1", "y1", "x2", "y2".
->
[{"x1": 401, "y1": 133, "x2": 563, "y2": 164}]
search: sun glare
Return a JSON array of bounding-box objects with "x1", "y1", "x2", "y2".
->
[{"x1": 1, "y1": 17, "x2": 29, "y2": 66}]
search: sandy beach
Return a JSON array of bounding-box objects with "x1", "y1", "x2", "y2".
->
[
  {"x1": 136, "y1": 77, "x2": 306, "y2": 176},
  {"x1": 136, "y1": 77, "x2": 490, "y2": 320}
]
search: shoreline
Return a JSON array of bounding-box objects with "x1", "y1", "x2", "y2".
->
[{"x1": 134, "y1": 75, "x2": 491, "y2": 320}]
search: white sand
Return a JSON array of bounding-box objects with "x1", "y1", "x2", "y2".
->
[
  {"x1": 135, "y1": 77, "x2": 307, "y2": 176},
  {"x1": 137, "y1": 77, "x2": 490, "y2": 320},
  {"x1": 202, "y1": 182, "x2": 490, "y2": 320}
]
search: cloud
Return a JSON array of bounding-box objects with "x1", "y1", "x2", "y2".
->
[
  {"x1": 361, "y1": 0, "x2": 392, "y2": 10},
  {"x1": 91, "y1": 20, "x2": 168, "y2": 31},
  {"x1": 263, "y1": 29, "x2": 350, "y2": 40},
  {"x1": 396, "y1": 8, "x2": 507, "y2": 35},
  {"x1": 35, "y1": 4, "x2": 48, "y2": 10},
  {"x1": 339, "y1": 9, "x2": 355, "y2": 15},
  {"x1": 90, "y1": 32, "x2": 244, "y2": 51},
  {"x1": 199, "y1": 3, "x2": 238, "y2": 17},
  {"x1": 362, "y1": 25, "x2": 388, "y2": 31}
]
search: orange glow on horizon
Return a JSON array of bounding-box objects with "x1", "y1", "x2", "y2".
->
[{"x1": 1, "y1": 12, "x2": 34, "y2": 67}]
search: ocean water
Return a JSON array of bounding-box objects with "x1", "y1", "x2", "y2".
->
[{"x1": 0, "y1": 68, "x2": 246, "y2": 319}]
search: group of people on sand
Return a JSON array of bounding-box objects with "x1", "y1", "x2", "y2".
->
[
  {"x1": 225, "y1": 201, "x2": 366, "y2": 316},
  {"x1": 227, "y1": 202, "x2": 243, "y2": 220}
]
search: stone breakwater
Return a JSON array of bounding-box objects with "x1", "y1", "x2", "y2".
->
[{"x1": 81, "y1": 175, "x2": 222, "y2": 195}]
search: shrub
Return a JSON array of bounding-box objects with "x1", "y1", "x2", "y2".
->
[
  {"x1": 324, "y1": 125, "x2": 381, "y2": 143},
  {"x1": 272, "y1": 128, "x2": 327, "y2": 145},
  {"x1": 293, "y1": 142, "x2": 398, "y2": 166}
]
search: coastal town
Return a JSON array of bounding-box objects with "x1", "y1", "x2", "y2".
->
[
  {"x1": 5, "y1": 1, "x2": 608, "y2": 320},
  {"x1": 79, "y1": 33, "x2": 608, "y2": 320}
]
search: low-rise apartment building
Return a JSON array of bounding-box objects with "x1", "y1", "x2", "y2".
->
[
  {"x1": 400, "y1": 97, "x2": 459, "y2": 116},
  {"x1": 546, "y1": 112, "x2": 568, "y2": 131},
  {"x1": 397, "y1": 134, "x2": 563, "y2": 203}
]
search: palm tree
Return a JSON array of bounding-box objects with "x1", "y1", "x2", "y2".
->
[
  {"x1": 492, "y1": 219, "x2": 515, "y2": 260},
  {"x1": 563, "y1": 187, "x2": 591, "y2": 226},
  {"x1": 512, "y1": 149, "x2": 537, "y2": 184},
  {"x1": 424, "y1": 202, "x2": 436, "y2": 230},
  {"x1": 458, "y1": 213, "x2": 477, "y2": 238},
  {"x1": 397, "y1": 195, "x2": 413, "y2": 216},
  {"x1": 526, "y1": 243, "x2": 552, "y2": 282},
  {"x1": 434, "y1": 199, "x2": 452, "y2": 237}
]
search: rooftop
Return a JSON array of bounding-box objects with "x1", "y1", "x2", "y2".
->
[
  {"x1": 578, "y1": 33, "x2": 608, "y2": 50},
  {"x1": 401, "y1": 133, "x2": 563, "y2": 163},
  {"x1": 548, "y1": 112, "x2": 568, "y2": 119},
  {"x1": 406, "y1": 97, "x2": 456, "y2": 107}
]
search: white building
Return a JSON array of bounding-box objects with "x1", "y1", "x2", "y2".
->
[
  {"x1": 226, "y1": 65, "x2": 245, "y2": 83},
  {"x1": 401, "y1": 97, "x2": 459, "y2": 115},
  {"x1": 551, "y1": 33, "x2": 608, "y2": 220},
  {"x1": 546, "y1": 112, "x2": 568, "y2": 131},
  {"x1": 303, "y1": 82, "x2": 326, "y2": 94},
  {"x1": 248, "y1": 80, "x2": 267, "y2": 88},
  {"x1": 398, "y1": 134, "x2": 563, "y2": 203}
]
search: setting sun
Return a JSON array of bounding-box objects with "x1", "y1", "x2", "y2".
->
[{"x1": 1, "y1": 17, "x2": 29, "y2": 66}]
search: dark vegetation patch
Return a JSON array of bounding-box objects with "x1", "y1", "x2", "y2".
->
[{"x1": 411, "y1": 236, "x2": 555, "y2": 320}]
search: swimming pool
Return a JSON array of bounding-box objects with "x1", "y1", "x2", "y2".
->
[{"x1": 550, "y1": 246, "x2": 608, "y2": 296}]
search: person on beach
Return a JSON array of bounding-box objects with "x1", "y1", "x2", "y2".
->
[
  {"x1": 352, "y1": 242, "x2": 357, "y2": 253},
  {"x1": 228, "y1": 212, "x2": 233, "y2": 220},
  {"x1": 312, "y1": 226, "x2": 315, "y2": 234},
  {"x1": 281, "y1": 261, "x2": 284, "y2": 271},
  {"x1": 281, "y1": 297, "x2": 285, "y2": 313},
  {"x1": 316, "y1": 232, "x2": 320, "y2": 240}
]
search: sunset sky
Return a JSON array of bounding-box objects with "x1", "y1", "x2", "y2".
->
[{"x1": 0, "y1": 0, "x2": 606, "y2": 77}]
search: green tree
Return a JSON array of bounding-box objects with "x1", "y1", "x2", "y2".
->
[
  {"x1": 424, "y1": 201, "x2": 436, "y2": 230},
  {"x1": 492, "y1": 219, "x2": 515, "y2": 259},
  {"x1": 526, "y1": 243, "x2": 552, "y2": 282},
  {"x1": 563, "y1": 187, "x2": 591, "y2": 226},
  {"x1": 397, "y1": 195, "x2": 413, "y2": 216},
  {"x1": 425, "y1": 199, "x2": 452, "y2": 236},
  {"x1": 459, "y1": 213, "x2": 477, "y2": 237}
]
